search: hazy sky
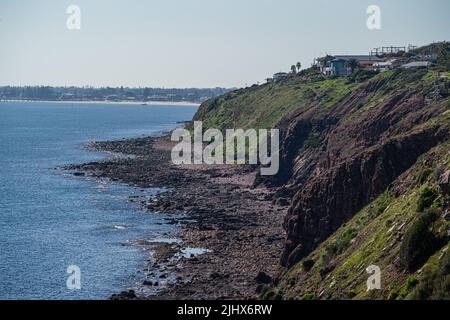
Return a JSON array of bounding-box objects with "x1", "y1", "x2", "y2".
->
[{"x1": 0, "y1": 0, "x2": 449, "y2": 88}]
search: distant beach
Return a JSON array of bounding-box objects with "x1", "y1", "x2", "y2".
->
[{"x1": 1, "y1": 99, "x2": 201, "y2": 107}]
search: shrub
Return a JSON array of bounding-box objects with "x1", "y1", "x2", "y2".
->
[
  {"x1": 260, "y1": 286, "x2": 275, "y2": 300},
  {"x1": 349, "y1": 69, "x2": 377, "y2": 83},
  {"x1": 417, "y1": 186, "x2": 438, "y2": 212},
  {"x1": 387, "y1": 276, "x2": 419, "y2": 300},
  {"x1": 331, "y1": 228, "x2": 358, "y2": 255},
  {"x1": 347, "y1": 290, "x2": 357, "y2": 299},
  {"x1": 368, "y1": 193, "x2": 392, "y2": 219},
  {"x1": 303, "y1": 131, "x2": 321, "y2": 149},
  {"x1": 410, "y1": 250, "x2": 450, "y2": 300},
  {"x1": 398, "y1": 276, "x2": 419, "y2": 299},
  {"x1": 387, "y1": 289, "x2": 398, "y2": 300},
  {"x1": 302, "y1": 259, "x2": 315, "y2": 272},
  {"x1": 340, "y1": 228, "x2": 358, "y2": 244},
  {"x1": 399, "y1": 208, "x2": 442, "y2": 271},
  {"x1": 303, "y1": 88, "x2": 316, "y2": 100},
  {"x1": 300, "y1": 292, "x2": 315, "y2": 300},
  {"x1": 322, "y1": 228, "x2": 358, "y2": 264},
  {"x1": 417, "y1": 168, "x2": 433, "y2": 184}
]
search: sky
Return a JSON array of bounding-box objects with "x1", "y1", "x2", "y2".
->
[{"x1": 0, "y1": 0, "x2": 449, "y2": 88}]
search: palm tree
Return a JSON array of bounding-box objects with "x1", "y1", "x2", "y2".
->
[
  {"x1": 296, "y1": 62, "x2": 302, "y2": 72},
  {"x1": 291, "y1": 65, "x2": 297, "y2": 74},
  {"x1": 345, "y1": 59, "x2": 359, "y2": 74}
]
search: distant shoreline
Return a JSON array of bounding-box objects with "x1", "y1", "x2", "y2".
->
[{"x1": 1, "y1": 99, "x2": 201, "y2": 107}]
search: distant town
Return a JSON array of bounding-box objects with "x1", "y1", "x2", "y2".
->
[{"x1": 0, "y1": 86, "x2": 232, "y2": 104}]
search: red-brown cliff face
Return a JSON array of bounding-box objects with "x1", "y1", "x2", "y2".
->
[{"x1": 271, "y1": 73, "x2": 449, "y2": 267}]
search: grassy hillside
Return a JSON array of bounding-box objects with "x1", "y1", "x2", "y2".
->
[{"x1": 194, "y1": 69, "x2": 360, "y2": 130}]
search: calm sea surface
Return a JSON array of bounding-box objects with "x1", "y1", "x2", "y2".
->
[{"x1": 0, "y1": 102, "x2": 197, "y2": 299}]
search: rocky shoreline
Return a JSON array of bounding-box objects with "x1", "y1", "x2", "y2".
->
[{"x1": 65, "y1": 133, "x2": 286, "y2": 299}]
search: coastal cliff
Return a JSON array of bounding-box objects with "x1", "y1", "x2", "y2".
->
[{"x1": 193, "y1": 42, "x2": 450, "y2": 299}]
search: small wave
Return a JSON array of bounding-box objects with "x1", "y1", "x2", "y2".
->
[{"x1": 179, "y1": 247, "x2": 212, "y2": 258}]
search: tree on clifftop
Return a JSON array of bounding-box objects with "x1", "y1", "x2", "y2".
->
[
  {"x1": 345, "y1": 59, "x2": 359, "y2": 74},
  {"x1": 291, "y1": 65, "x2": 297, "y2": 74}
]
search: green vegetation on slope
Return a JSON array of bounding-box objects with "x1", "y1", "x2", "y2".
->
[
  {"x1": 194, "y1": 70, "x2": 359, "y2": 130},
  {"x1": 268, "y1": 143, "x2": 449, "y2": 300}
]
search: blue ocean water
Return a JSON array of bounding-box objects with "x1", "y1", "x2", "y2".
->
[{"x1": 0, "y1": 102, "x2": 197, "y2": 300}]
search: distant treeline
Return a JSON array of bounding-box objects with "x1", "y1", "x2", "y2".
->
[{"x1": 0, "y1": 86, "x2": 232, "y2": 103}]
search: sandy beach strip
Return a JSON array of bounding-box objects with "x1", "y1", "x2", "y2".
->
[{"x1": 1, "y1": 99, "x2": 201, "y2": 107}]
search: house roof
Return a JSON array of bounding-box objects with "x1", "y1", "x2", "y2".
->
[
  {"x1": 333, "y1": 55, "x2": 382, "y2": 62},
  {"x1": 375, "y1": 61, "x2": 393, "y2": 66},
  {"x1": 401, "y1": 61, "x2": 431, "y2": 68}
]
